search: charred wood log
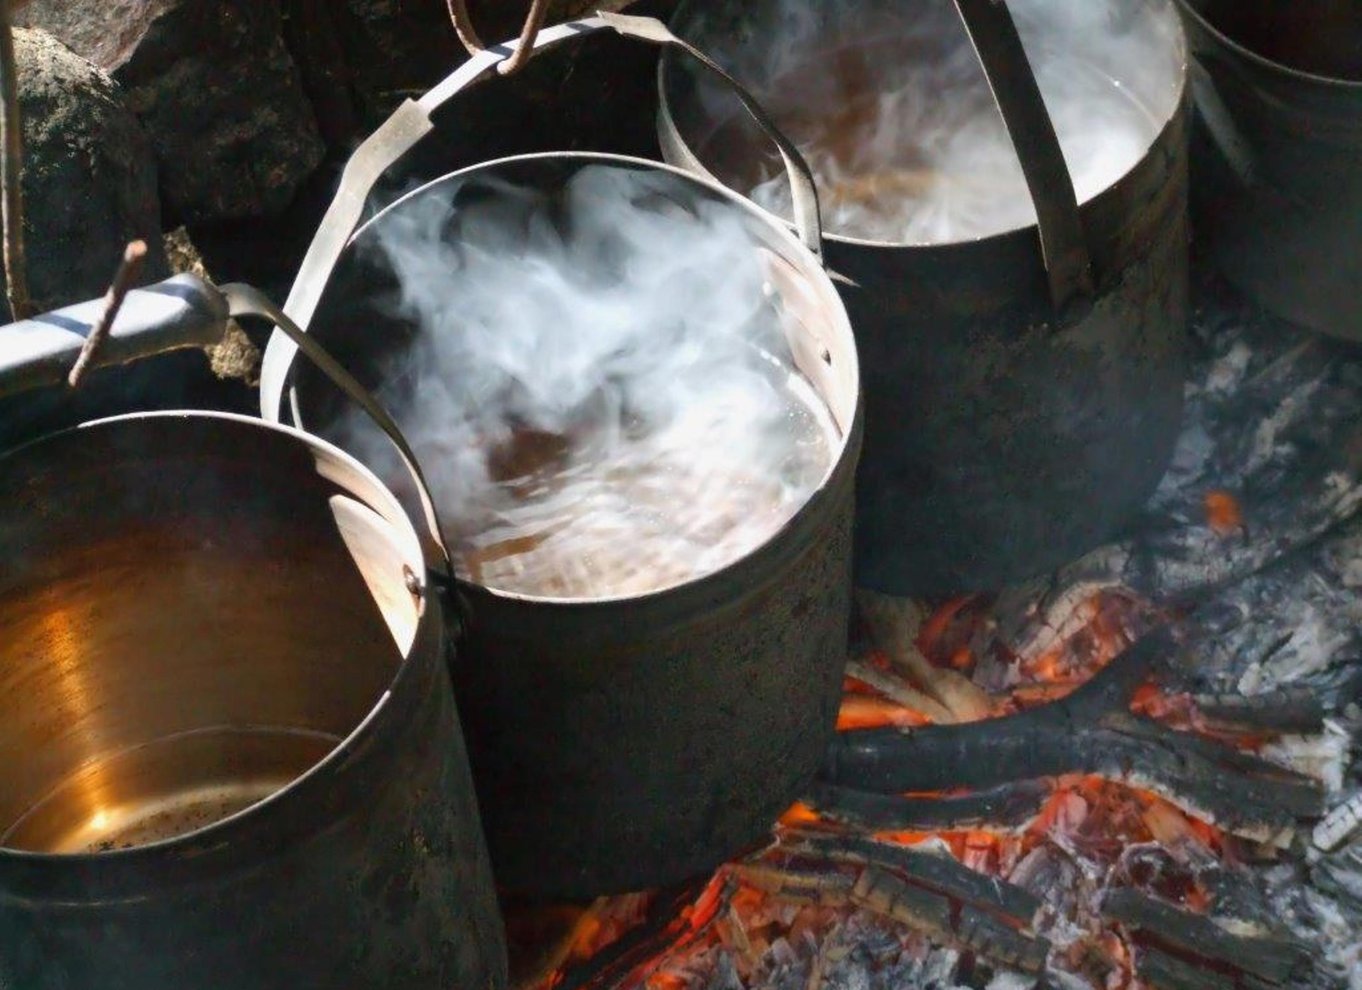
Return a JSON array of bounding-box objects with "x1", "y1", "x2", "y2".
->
[
  {"x1": 850, "y1": 868, "x2": 1050, "y2": 974},
  {"x1": 732, "y1": 861, "x2": 855, "y2": 908},
  {"x1": 732, "y1": 861, "x2": 1050, "y2": 975},
  {"x1": 554, "y1": 878, "x2": 732, "y2": 990},
  {"x1": 823, "y1": 629, "x2": 1173, "y2": 789},
  {"x1": 1314, "y1": 790, "x2": 1362, "y2": 852},
  {"x1": 825, "y1": 706, "x2": 1322, "y2": 844},
  {"x1": 776, "y1": 830, "x2": 1042, "y2": 924},
  {"x1": 806, "y1": 779, "x2": 1051, "y2": 835},
  {"x1": 1134, "y1": 945, "x2": 1238, "y2": 990},
  {"x1": 1192, "y1": 687, "x2": 1326, "y2": 735},
  {"x1": 1103, "y1": 888, "x2": 1313, "y2": 988}
]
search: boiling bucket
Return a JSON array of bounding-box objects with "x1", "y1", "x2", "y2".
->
[
  {"x1": 1175, "y1": 0, "x2": 1362, "y2": 341},
  {"x1": 259, "y1": 15, "x2": 863, "y2": 898},
  {"x1": 659, "y1": 0, "x2": 1191, "y2": 595},
  {"x1": 0, "y1": 289, "x2": 506, "y2": 989}
]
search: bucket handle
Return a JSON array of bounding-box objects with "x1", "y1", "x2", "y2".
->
[
  {"x1": 222, "y1": 284, "x2": 456, "y2": 582},
  {"x1": 261, "y1": 13, "x2": 825, "y2": 425},
  {"x1": 951, "y1": 0, "x2": 1095, "y2": 320},
  {"x1": 0, "y1": 275, "x2": 456, "y2": 583}
]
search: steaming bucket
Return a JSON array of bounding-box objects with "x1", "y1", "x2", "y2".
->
[
  {"x1": 0, "y1": 297, "x2": 506, "y2": 988},
  {"x1": 259, "y1": 16, "x2": 863, "y2": 898},
  {"x1": 658, "y1": 0, "x2": 1192, "y2": 595},
  {"x1": 1175, "y1": 0, "x2": 1362, "y2": 341}
]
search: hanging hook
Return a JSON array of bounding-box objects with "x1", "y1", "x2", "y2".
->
[{"x1": 446, "y1": 0, "x2": 553, "y2": 76}]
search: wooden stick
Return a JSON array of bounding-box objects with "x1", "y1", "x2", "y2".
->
[
  {"x1": 845, "y1": 659, "x2": 955, "y2": 724},
  {"x1": 67, "y1": 240, "x2": 148, "y2": 388},
  {"x1": 856, "y1": 589, "x2": 991, "y2": 722},
  {"x1": 0, "y1": 0, "x2": 32, "y2": 320}
]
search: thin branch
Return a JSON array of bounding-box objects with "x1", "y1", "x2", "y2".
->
[
  {"x1": 444, "y1": 0, "x2": 552, "y2": 76},
  {"x1": 67, "y1": 240, "x2": 148, "y2": 388},
  {"x1": 445, "y1": 0, "x2": 485, "y2": 55},
  {"x1": 0, "y1": 0, "x2": 32, "y2": 320}
]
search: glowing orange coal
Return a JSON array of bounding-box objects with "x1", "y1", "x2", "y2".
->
[
  {"x1": 836, "y1": 694, "x2": 933, "y2": 730},
  {"x1": 534, "y1": 585, "x2": 1262, "y2": 990},
  {"x1": 1204, "y1": 490, "x2": 1245, "y2": 536}
]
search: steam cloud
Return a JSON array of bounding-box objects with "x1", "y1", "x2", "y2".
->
[
  {"x1": 337, "y1": 164, "x2": 837, "y2": 600},
  {"x1": 690, "y1": 0, "x2": 1184, "y2": 243}
]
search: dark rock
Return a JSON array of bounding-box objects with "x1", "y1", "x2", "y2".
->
[
  {"x1": 18, "y1": 0, "x2": 326, "y2": 223},
  {"x1": 280, "y1": 0, "x2": 680, "y2": 142},
  {"x1": 6, "y1": 27, "x2": 166, "y2": 314}
]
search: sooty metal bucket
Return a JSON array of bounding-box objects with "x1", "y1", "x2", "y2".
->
[
  {"x1": 258, "y1": 15, "x2": 863, "y2": 898},
  {"x1": 0, "y1": 289, "x2": 506, "y2": 989},
  {"x1": 659, "y1": 0, "x2": 1191, "y2": 595},
  {"x1": 1176, "y1": 0, "x2": 1362, "y2": 341}
]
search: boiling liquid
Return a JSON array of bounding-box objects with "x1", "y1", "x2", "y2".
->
[
  {"x1": 2, "y1": 727, "x2": 338, "y2": 854},
  {"x1": 430, "y1": 355, "x2": 837, "y2": 600},
  {"x1": 710, "y1": 40, "x2": 1164, "y2": 244},
  {"x1": 341, "y1": 163, "x2": 844, "y2": 601}
]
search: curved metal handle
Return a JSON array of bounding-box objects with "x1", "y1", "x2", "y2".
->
[
  {"x1": 223, "y1": 283, "x2": 455, "y2": 580},
  {"x1": 260, "y1": 12, "x2": 824, "y2": 424},
  {"x1": 952, "y1": 0, "x2": 1095, "y2": 318},
  {"x1": 447, "y1": 0, "x2": 552, "y2": 77}
]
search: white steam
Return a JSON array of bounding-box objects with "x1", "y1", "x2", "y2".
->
[
  {"x1": 692, "y1": 0, "x2": 1184, "y2": 244},
  {"x1": 337, "y1": 164, "x2": 837, "y2": 600}
]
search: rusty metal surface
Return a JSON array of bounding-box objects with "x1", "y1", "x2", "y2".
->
[
  {"x1": 277, "y1": 153, "x2": 863, "y2": 898},
  {"x1": 0, "y1": 414, "x2": 506, "y2": 990},
  {"x1": 658, "y1": 0, "x2": 1191, "y2": 595},
  {"x1": 1177, "y1": 0, "x2": 1362, "y2": 341}
]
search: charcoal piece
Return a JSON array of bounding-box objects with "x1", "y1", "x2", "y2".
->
[
  {"x1": 1168, "y1": 514, "x2": 1362, "y2": 700},
  {"x1": 805, "y1": 781, "x2": 1051, "y2": 835},
  {"x1": 822, "y1": 630, "x2": 1172, "y2": 791},
  {"x1": 777, "y1": 831, "x2": 1042, "y2": 924},
  {"x1": 735, "y1": 862, "x2": 855, "y2": 908},
  {"x1": 1134, "y1": 945, "x2": 1237, "y2": 990},
  {"x1": 849, "y1": 869, "x2": 1050, "y2": 975},
  {"x1": 1192, "y1": 688, "x2": 1325, "y2": 735},
  {"x1": 554, "y1": 879, "x2": 727, "y2": 990},
  {"x1": 824, "y1": 706, "x2": 1323, "y2": 843},
  {"x1": 1102, "y1": 888, "x2": 1312, "y2": 986}
]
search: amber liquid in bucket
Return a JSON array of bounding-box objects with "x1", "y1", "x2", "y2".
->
[
  {"x1": 701, "y1": 38, "x2": 1167, "y2": 243},
  {"x1": 2, "y1": 727, "x2": 339, "y2": 853}
]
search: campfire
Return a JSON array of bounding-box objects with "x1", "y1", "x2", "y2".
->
[{"x1": 506, "y1": 273, "x2": 1362, "y2": 990}]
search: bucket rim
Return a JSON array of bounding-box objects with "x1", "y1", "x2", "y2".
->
[
  {"x1": 278, "y1": 149, "x2": 864, "y2": 611},
  {"x1": 657, "y1": 0, "x2": 1190, "y2": 250},
  {"x1": 1173, "y1": 0, "x2": 1362, "y2": 91}
]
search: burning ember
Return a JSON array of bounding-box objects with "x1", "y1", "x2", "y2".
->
[{"x1": 506, "y1": 275, "x2": 1362, "y2": 990}]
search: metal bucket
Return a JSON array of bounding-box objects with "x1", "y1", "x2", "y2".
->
[
  {"x1": 1175, "y1": 0, "x2": 1362, "y2": 340},
  {"x1": 658, "y1": 0, "x2": 1191, "y2": 595},
  {"x1": 259, "y1": 15, "x2": 863, "y2": 898},
  {"x1": 0, "y1": 291, "x2": 506, "y2": 989}
]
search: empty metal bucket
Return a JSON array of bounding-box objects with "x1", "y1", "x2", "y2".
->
[{"x1": 0, "y1": 404, "x2": 506, "y2": 987}]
